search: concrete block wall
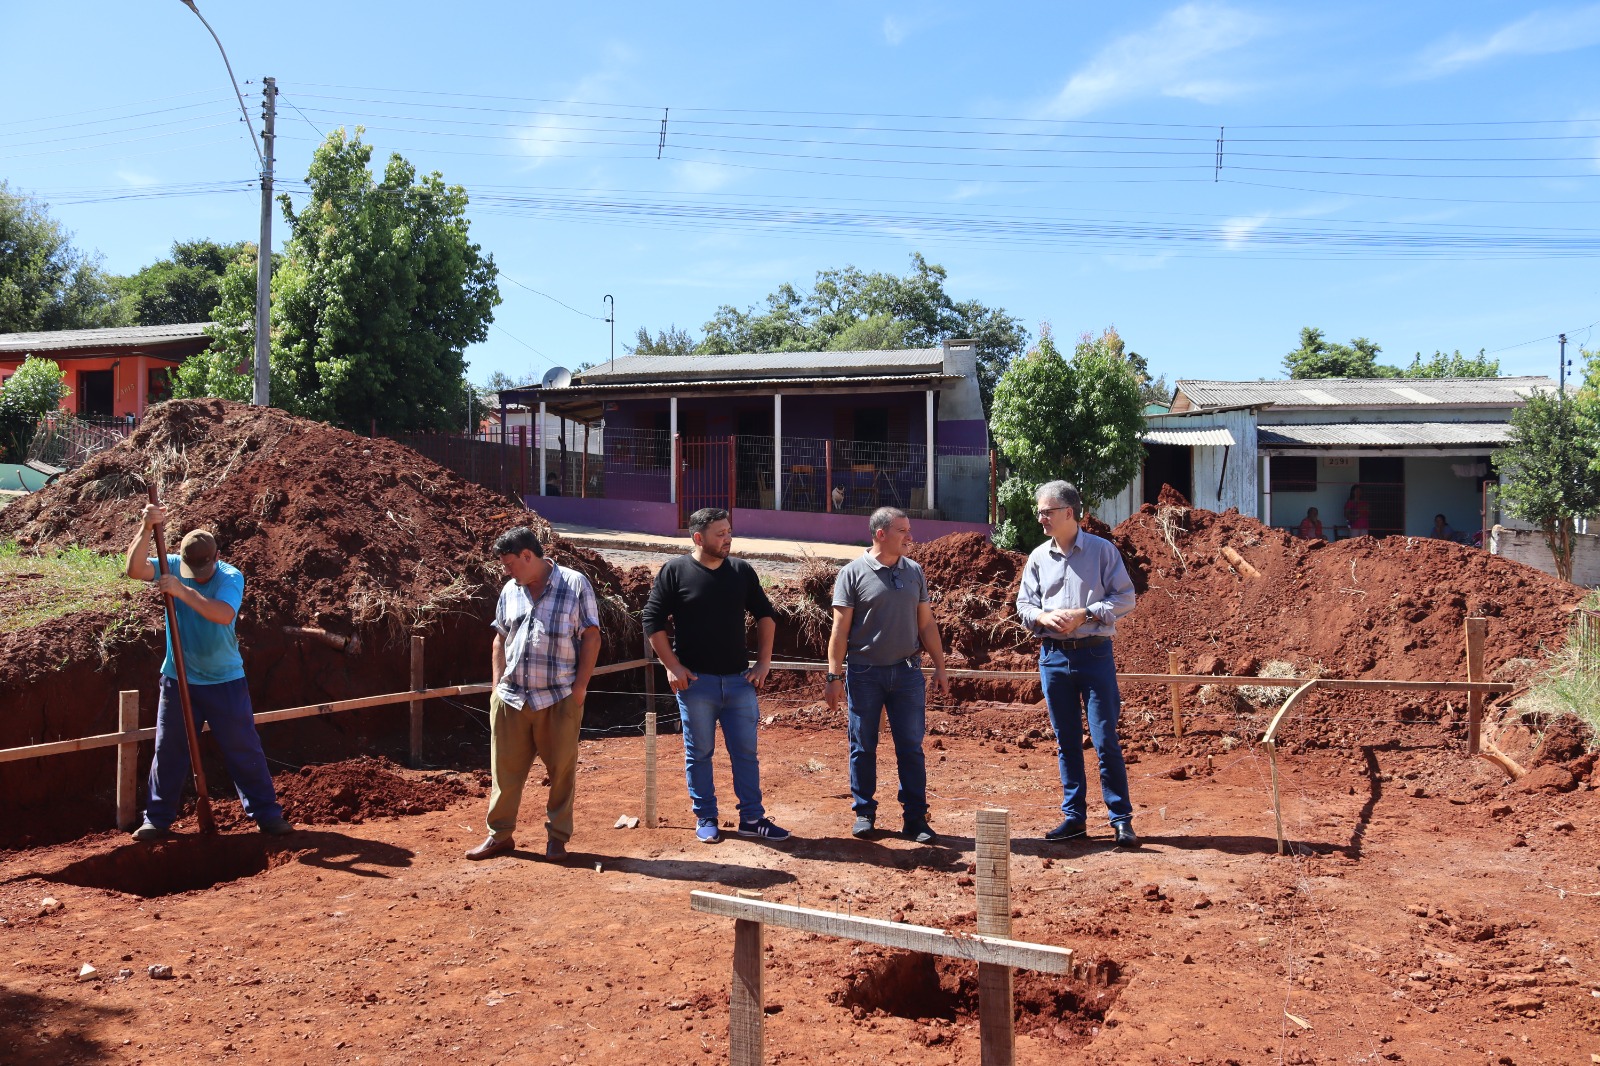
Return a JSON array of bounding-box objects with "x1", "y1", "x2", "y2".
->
[{"x1": 1489, "y1": 526, "x2": 1600, "y2": 587}]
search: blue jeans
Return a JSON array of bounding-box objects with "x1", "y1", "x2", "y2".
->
[
  {"x1": 1040, "y1": 641, "x2": 1132, "y2": 827},
  {"x1": 145, "y1": 676, "x2": 283, "y2": 828},
  {"x1": 676, "y1": 673, "x2": 764, "y2": 824},
  {"x1": 845, "y1": 660, "x2": 928, "y2": 823}
]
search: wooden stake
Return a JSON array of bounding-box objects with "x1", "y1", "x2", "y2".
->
[
  {"x1": 1167, "y1": 650, "x2": 1184, "y2": 738},
  {"x1": 644, "y1": 711, "x2": 658, "y2": 830},
  {"x1": 975, "y1": 808, "x2": 1015, "y2": 1066},
  {"x1": 409, "y1": 635, "x2": 425, "y2": 768},
  {"x1": 1465, "y1": 617, "x2": 1487, "y2": 755},
  {"x1": 644, "y1": 629, "x2": 658, "y2": 828},
  {"x1": 116, "y1": 690, "x2": 140, "y2": 832},
  {"x1": 1221, "y1": 545, "x2": 1260, "y2": 578},
  {"x1": 1266, "y1": 740, "x2": 1285, "y2": 856},
  {"x1": 731, "y1": 916, "x2": 765, "y2": 1066}
]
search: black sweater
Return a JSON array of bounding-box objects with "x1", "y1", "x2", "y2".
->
[{"x1": 642, "y1": 554, "x2": 775, "y2": 675}]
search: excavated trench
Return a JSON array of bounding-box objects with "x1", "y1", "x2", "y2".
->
[
  {"x1": 836, "y1": 950, "x2": 1124, "y2": 1047},
  {"x1": 41, "y1": 835, "x2": 282, "y2": 898}
]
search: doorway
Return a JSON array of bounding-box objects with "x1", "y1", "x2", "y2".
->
[
  {"x1": 78, "y1": 370, "x2": 114, "y2": 418},
  {"x1": 1143, "y1": 444, "x2": 1193, "y2": 506}
]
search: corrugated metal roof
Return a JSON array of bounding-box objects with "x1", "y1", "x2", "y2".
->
[
  {"x1": 0, "y1": 323, "x2": 212, "y2": 352},
  {"x1": 504, "y1": 372, "x2": 956, "y2": 401},
  {"x1": 1144, "y1": 426, "x2": 1236, "y2": 446},
  {"x1": 1176, "y1": 376, "x2": 1556, "y2": 408},
  {"x1": 1257, "y1": 421, "x2": 1512, "y2": 446},
  {"x1": 576, "y1": 347, "x2": 944, "y2": 384}
]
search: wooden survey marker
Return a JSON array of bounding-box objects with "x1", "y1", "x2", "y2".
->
[
  {"x1": 690, "y1": 809, "x2": 1072, "y2": 1065},
  {"x1": 975, "y1": 808, "x2": 1015, "y2": 1065}
]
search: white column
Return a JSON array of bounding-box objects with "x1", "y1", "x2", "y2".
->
[
  {"x1": 1261, "y1": 454, "x2": 1272, "y2": 526},
  {"x1": 538, "y1": 401, "x2": 547, "y2": 495},
  {"x1": 773, "y1": 393, "x2": 783, "y2": 511},
  {"x1": 925, "y1": 389, "x2": 936, "y2": 511},
  {"x1": 669, "y1": 396, "x2": 678, "y2": 505}
]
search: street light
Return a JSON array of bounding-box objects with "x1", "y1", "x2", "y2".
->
[{"x1": 177, "y1": 0, "x2": 274, "y2": 408}]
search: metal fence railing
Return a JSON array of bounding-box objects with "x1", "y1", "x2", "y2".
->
[
  {"x1": 26, "y1": 413, "x2": 138, "y2": 469},
  {"x1": 393, "y1": 426, "x2": 993, "y2": 523}
]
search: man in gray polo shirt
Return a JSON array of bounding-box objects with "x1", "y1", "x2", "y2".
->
[{"x1": 825, "y1": 507, "x2": 950, "y2": 844}]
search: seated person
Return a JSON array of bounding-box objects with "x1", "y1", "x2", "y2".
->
[
  {"x1": 1297, "y1": 507, "x2": 1324, "y2": 540},
  {"x1": 1431, "y1": 513, "x2": 1456, "y2": 541}
]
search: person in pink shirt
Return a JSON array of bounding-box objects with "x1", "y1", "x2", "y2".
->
[{"x1": 1297, "y1": 507, "x2": 1324, "y2": 540}]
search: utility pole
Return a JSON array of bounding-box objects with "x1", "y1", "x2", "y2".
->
[
  {"x1": 604, "y1": 294, "x2": 615, "y2": 373},
  {"x1": 255, "y1": 77, "x2": 276, "y2": 407},
  {"x1": 1559, "y1": 333, "x2": 1569, "y2": 399}
]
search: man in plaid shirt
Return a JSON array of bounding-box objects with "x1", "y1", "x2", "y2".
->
[{"x1": 465, "y1": 526, "x2": 601, "y2": 862}]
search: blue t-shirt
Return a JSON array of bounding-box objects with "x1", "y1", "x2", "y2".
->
[{"x1": 148, "y1": 555, "x2": 246, "y2": 684}]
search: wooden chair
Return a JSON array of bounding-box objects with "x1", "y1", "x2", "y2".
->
[{"x1": 785, "y1": 464, "x2": 816, "y2": 509}]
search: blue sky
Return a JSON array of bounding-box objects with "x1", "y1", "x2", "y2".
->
[{"x1": 4, "y1": 1, "x2": 1599, "y2": 387}]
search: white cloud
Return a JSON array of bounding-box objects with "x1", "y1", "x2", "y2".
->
[
  {"x1": 883, "y1": 15, "x2": 912, "y2": 46},
  {"x1": 671, "y1": 160, "x2": 737, "y2": 194},
  {"x1": 1417, "y1": 5, "x2": 1600, "y2": 78},
  {"x1": 1041, "y1": 3, "x2": 1272, "y2": 118},
  {"x1": 1217, "y1": 197, "x2": 1350, "y2": 250},
  {"x1": 516, "y1": 46, "x2": 636, "y2": 168},
  {"x1": 115, "y1": 168, "x2": 160, "y2": 187}
]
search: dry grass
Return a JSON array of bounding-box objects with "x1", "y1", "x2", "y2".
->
[{"x1": 0, "y1": 540, "x2": 139, "y2": 636}]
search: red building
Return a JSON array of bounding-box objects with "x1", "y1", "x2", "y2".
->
[{"x1": 0, "y1": 323, "x2": 213, "y2": 420}]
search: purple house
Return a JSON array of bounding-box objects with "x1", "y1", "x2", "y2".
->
[{"x1": 497, "y1": 339, "x2": 995, "y2": 542}]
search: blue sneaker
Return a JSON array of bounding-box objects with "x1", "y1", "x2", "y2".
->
[
  {"x1": 737, "y1": 817, "x2": 791, "y2": 842},
  {"x1": 696, "y1": 819, "x2": 721, "y2": 844}
]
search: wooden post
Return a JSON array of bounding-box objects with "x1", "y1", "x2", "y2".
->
[
  {"x1": 1168, "y1": 650, "x2": 1184, "y2": 738},
  {"x1": 643, "y1": 630, "x2": 658, "y2": 829},
  {"x1": 1465, "y1": 617, "x2": 1487, "y2": 754},
  {"x1": 825, "y1": 439, "x2": 834, "y2": 513},
  {"x1": 116, "y1": 690, "x2": 140, "y2": 831},
  {"x1": 409, "y1": 635, "x2": 425, "y2": 768},
  {"x1": 731, "y1": 912, "x2": 765, "y2": 1066},
  {"x1": 581, "y1": 422, "x2": 590, "y2": 498},
  {"x1": 975, "y1": 808, "x2": 1015, "y2": 1066}
]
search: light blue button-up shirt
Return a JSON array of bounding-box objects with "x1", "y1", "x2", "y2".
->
[{"x1": 1016, "y1": 530, "x2": 1137, "y2": 639}]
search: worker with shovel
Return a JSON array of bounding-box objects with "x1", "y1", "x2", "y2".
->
[{"x1": 124, "y1": 504, "x2": 291, "y2": 838}]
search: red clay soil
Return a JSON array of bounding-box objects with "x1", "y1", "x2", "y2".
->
[
  {"x1": 0, "y1": 400, "x2": 637, "y2": 845},
  {"x1": 1, "y1": 725, "x2": 1595, "y2": 1063}
]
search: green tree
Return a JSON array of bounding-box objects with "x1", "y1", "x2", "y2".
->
[
  {"x1": 1402, "y1": 349, "x2": 1500, "y2": 378},
  {"x1": 1284, "y1": 327, "x2": 1394, "y2": 379},
  {"x1": 1494, "y1": 383, "x2": 1600, "y2": 584},
  {"x1": 989, "y1": 327, "x2": 1146, "y2": 551},
  {"x1": 0, "y1": 356, "x2": 69, "y2": 462},
  {"x1": 119, "y1": 239, "x2": 255, "y2": 326},
  {"x1": 624, "y1": 324, "x2": 695, "y2": 357},
  {"x1": 1125, "y1": 349, "x2": 1170, "y2": 408},
  {"x1": 0, "y1": 183, "x2": 128, "y2": 333},
  {"x1": 180, "y1": 130, "x2": 500, "y2": 431},
  {"x1": 693, "y1": 253, "x2": 1028, "y2": 413}
]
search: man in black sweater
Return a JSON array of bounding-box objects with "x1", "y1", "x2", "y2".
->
[{"x1": 643, "y1": 507, "x2": 790, "y2": 844}]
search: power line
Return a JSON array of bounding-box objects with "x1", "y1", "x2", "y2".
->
[
  {"x1": 496, "y1": 274, "x2": 606, "y2": 320},
  {"x1": 490, "y1": 322, "x2": 555, "y2": 366}
]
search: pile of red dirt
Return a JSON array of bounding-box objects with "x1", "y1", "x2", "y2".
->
[
  {"x1": 3, "y1": 399, "x2": 536, "y2": 638},
  {"x1": 879, "y1": 504, "x2": 1585, "y2": 749},
  {"x1": 274, "y1": 757, "x2": 479, "y2": 824}
]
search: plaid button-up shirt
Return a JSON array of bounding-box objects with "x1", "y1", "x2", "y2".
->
[{"x1": 493, "y1": 564, "x2": 600, "y2": 711}]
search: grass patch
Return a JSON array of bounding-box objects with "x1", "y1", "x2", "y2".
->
[
  {"x1": 0, "y1": 539, "x2": 136, "y2": 635},
  {"x1": 1516, "y1": 594, "x2": 1600, "y2": 747}
]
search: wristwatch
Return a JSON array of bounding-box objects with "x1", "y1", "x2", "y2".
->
[{"x1": 825, "y1": 672, "x2": 844, "y2": 683}]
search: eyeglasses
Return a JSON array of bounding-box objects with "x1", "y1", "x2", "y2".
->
[{"x1": 1036, "y1": 506, "x2": 1065, "y2": 520}]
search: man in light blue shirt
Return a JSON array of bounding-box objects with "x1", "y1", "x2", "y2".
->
[
  {"x1": 124, "y1": 504, "x2": 290, "y2": 839},
  {"x1": 1016, "y1": 480, "x2": 1138, "y2": 848}
]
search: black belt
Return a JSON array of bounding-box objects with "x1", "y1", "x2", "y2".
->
[{"x1": 1043, "y1": 635, "x2": 1110, "y2": 650}]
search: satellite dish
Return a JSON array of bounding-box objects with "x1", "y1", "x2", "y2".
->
[{"x1": 541, "y1": 366, "x2": 573, "y2": 389}]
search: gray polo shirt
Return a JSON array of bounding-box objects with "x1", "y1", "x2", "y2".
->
[{"x1": 832, "y1": 552, "x2": 929, "y2": 666}]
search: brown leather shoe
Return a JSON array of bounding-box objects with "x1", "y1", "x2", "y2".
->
[
  {"x1": 464, "y1": 834, "x2": 514, "y2": 860},
  {"x1": 544, "y1": 839, "x2": 568, "y2": 862}
]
